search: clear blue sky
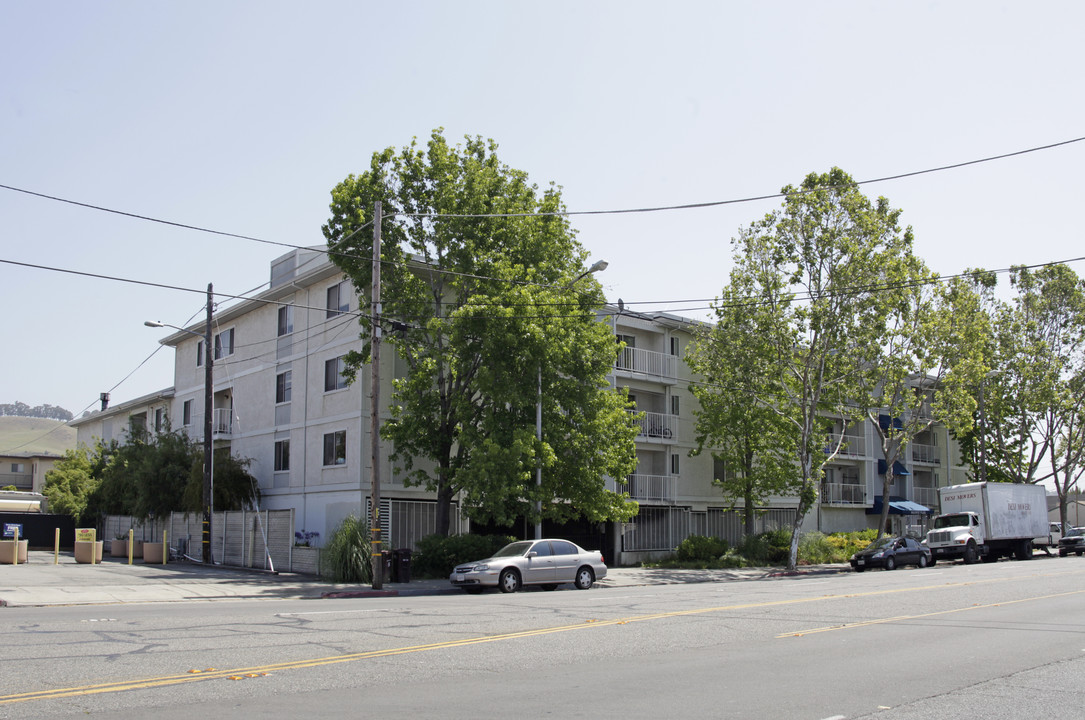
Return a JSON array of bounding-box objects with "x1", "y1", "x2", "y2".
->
[{"x1": 2, "y1": 1, "x2": 1083, "y2": 418}]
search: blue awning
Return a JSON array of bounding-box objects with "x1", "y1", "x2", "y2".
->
[
  {"x1": 867, "y1": 496, "x2": 932, "y2": 515},
  {"x1": 877, "y1": 459, "x2": 911, "y2": 476}
]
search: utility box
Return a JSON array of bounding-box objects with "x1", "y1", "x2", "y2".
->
[
  {"x1": 380, "y1": 550, "x2": 393, "y2": 582},
  {"x1": 393, "y1": 548, "x2": 412, "y2": 583}
]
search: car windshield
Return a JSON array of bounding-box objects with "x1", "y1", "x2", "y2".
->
[
  {"x1": 1065, "y1": 528, "x2": 1084, "y2": 538},
  {"x1": 492, "y1": 541, "x2": 534, "y2": 558},
  {"x1": 933, "y1": 514, "x2": 971, "y2": 529},
  {"x1": 869, "y1": 536, "x2": 899, "y2": 550}
]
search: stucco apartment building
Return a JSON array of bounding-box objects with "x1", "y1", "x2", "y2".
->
[{"x1": 73, "y1": 246, "x2": 970, "y2": 565}]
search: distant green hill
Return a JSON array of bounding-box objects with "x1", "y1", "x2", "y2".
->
[{"x1": 0, "y1": 417, "x2": 77, "y2": 456}]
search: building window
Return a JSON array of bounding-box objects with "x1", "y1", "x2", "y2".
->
[
  {"x1": 11, "y1": 463, "x2": 25, "y2": 473},
  {"x1": 154, "y1": 408, "x2": 165, "y2": 432},
  {"x1": 670, "y1": 337, "x2": 680, "y2": 356},
  {"x1": 197, "y1": 340, "x2": 204, "y2": 367},
  {"x1": 325, "y1": 356, "x2": 348, "y2": 392},
  {"x1": 214, "y1": 328, "x2": 235, "y2": 359},
  {"x1": 274, "y1": 439, "x2": 290, "y2": 472},
  {"x1": 671, "y1": 453, "x2": 680, "y2": 475},
  {"x1": 278, "y1": 305, "x2": 294, "y2": 336},
  {"x1": 713, "y1": 456, "x2": 726, "y2": 483},
  {"x1": 323, "y1": 430, "x2": 346, "y2": 466},
  {"x1": 326, "y1": 280, "x2": 350, "y2": 319},
  {"x1": 276, "y1": 370, "x2": 292, "y2": 404},
  {"x1": 182, "y1": 400, "x2": 192, "y2": 426},
  {"x1": 670, "y1": 395, "x2": 680, "y2": 416}
]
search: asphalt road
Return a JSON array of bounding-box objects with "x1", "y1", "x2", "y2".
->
[{"x1": 3, "y1": 555, "x2": 1085, "y2": 719}]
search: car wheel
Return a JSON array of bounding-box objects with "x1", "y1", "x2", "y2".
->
[
  {"x1": 574, "y1": 566, "x2": 595, "y2": 590},
  {"x1": 854, "y1": 567, "x2": 865, "y2": 573},
  {"x1": 1077, "y1": 551, "x2": 1083, "y2": 557},
  {"x1": 918, "y1": 554, "x2": 928, "y2": 568},
  {"x1": 929, "y1": 556, "x2": 937, "y2": 567},
  {"x1": 498, "y1": 568, "x2": 521, "y2": 593},
  {"x1": 963, "y1": 542, "x2": 977, "y2": 565},
  {"x1": 885, "y1": 556, "x2": 896, "y2": 571},
  {"x1": 540, "y1": 584, "x2": 558, "y2": 591},
  {"x1": 1059, "y1": 550, "x2": 1068, "y2": 557},
  {"x1": 462, "y1": 586, "x2": 484, "y2": 595}
]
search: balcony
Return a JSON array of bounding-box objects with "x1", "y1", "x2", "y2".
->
[
  {"x1": 606, "y1": 474, "x2": 677, "y2": 504},
  {"x1": 615, "y1": 346, "x2": 677, "y2": 380},
  {"x1": 911, "y1": 443, "x2": 941, "y2": 464},
  {"x1": 825, "y1": 433, "x2": 866, "y2": 458},
  {"x1": 212, "y1": 408, "x2": 233, "y2": 436},
  {"x1": 629, "y1": 410, "x2": 677, "y2": 442},
  {"x1": 912, "y1": 486, "x2": 939, "y2": 509},
  {"x1": 821, "y1": 482, "x2": 867, "y2": 505}
]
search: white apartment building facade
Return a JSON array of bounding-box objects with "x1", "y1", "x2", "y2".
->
[{"x1": 74, "y1": 247, "x2": 970, "y2": 566}]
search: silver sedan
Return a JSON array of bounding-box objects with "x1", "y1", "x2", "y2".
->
[{"x1": 450, "y1": 539, "x2": 608, "y2": 593}]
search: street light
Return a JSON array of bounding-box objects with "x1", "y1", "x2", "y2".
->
[
  {"x1": 145, "y1": 283, "x2": 214, "y2": 563},
  {"x1": 535, "y1": 260, "x2": 609, "y2": 539}
]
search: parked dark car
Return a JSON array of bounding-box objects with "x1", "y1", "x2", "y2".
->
[
  {"x1": 851, "y1": 535, "x2": 931, "y2": 571},
  {"x1": 1058, "y1": 527, "x2": 1085, "y2": 557}
]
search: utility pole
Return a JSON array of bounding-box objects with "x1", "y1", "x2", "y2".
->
[
  {"x1": 370, "y1": 201, "x2": 383, "y2": 589},
  {"x1": 203, "y1": 283, "x2": 214, "y2": 564}
]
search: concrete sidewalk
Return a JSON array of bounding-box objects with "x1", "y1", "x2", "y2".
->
[{"x1": 0, "y1": 550, "x2": 849, "y2": 607}]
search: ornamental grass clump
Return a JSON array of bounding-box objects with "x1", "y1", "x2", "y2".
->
[{"x1": 320, "y1": 515, "x2": 372, "y2": 584}]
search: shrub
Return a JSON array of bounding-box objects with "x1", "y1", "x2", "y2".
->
[
  {"x1": 675, "y1": 535, "x2": 729, "y2": 562},
  {"x1": 320, "y1": 515, "x2": 372, "y2": 584},
  {"x1": 412, "y1": 533, "x2": 517, "y2": 579}
]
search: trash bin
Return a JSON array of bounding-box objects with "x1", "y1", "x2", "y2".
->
[
  {"x1": 393, "y1": 548, "x2": 412, "y2": 584},
  {"x1": 380, "y1": 550, "x2": 393, "y2": 583}
]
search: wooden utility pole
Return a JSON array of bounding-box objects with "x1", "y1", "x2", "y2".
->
[
  {"x1": 370, "y1": 201, "x2": 383, "y2": 589},
  {"x1": 203, "y1": 283, "x2": 214, "y2": 564}
]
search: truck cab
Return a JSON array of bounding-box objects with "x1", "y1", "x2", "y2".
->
[{"x1": 925, "y1": 511, "x2": 984, "y2": 563}]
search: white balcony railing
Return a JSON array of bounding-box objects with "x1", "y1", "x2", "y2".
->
[
  {"x1": 616, "y1": 347, "x2": 677, "y2": 379},
  {"x1": 825, "y1": 433, "x2": 866, "y2": 458},
  {"x1": 911, "y1": 443, "x2": 940, "y2": 464},
  {"x1": 606, "y1": 474, "x2": 677, "y2": 504},
  {"x1": 627, "y1": 474, "x2": 677, "y2": 503},
  {"x1": 821, "y1": 482, "x2": 867, "y2": 505},
  {"x1": 212, "y1": 408, "x2": 233, "y2": 436},
  {"x1": 628, "y1": 410, "x2": 678, "y2": 441},
  {"x1": 913, "y1": 486, "x2": 940, "y2": 509}
]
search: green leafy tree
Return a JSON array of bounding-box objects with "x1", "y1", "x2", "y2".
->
[
  {"x1": 719, "y1": 168, "x2": 912, "y2": 570},
  {"x1": 860, "y1": 266, "x2": 991, "y2": 538},
  {"x1": 687, "y1": 283, "x2": 799, "y2": 536},
  {"x1": 182, "y1": 447, "x2": 260, "y2": 513},
  {"x1": 89, "y1": 424, "x2": 260, "y2": 521},
  {"x1": 323, "y1": 130, "x2": 638, "y2": 533},
  {"x1": 42, "y1": 442, "x2": 110, "y2": 524},
  {"x1": 983, "y1": 265, "x2": 1085, "y2": 526}
]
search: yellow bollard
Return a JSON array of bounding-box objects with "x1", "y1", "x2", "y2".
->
[
  {"x1": 54, "y1": 528, "x2": 60, "y2": 564},
  {"x1": 163, "y1": 530, "x2": 168, "y2": 565},
  {"x1": 128, "y1": 528, "x2": 134, "y2": 565},
  {"x1": 11, "y1": 526, "x2": 18, "y2": 565}
]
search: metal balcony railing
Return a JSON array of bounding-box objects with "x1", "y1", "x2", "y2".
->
[
  {"x1": 615, "y1": 347, "x2": 677, "y2": 379},
  {"x1": 212, "y1": 408, "x2": 233, "y2": 436},
  {"x1": 911, "y1": 443, "x2": 940, "y2": 464},
  {"x1": 913, "y1": 486, "x2": 940, "y2": 509},
  {"x1": 606, "y1": 474, "x2": 677, "y2": 504},
  {"x1": 821, "y1": 482, "x2": 867, "y2": 505},
  {"x1": 628, "y1": 410, "x2": 677, "y2": 441},
  {"x1": 825, "y1": 433, "x2": 866, "y2": 457}
]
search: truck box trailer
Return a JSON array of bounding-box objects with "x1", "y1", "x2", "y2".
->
[{"x1": 924, "y1": 482, "x2": 1048, "y2": 564}]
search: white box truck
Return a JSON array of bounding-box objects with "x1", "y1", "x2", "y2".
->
[{"x1": 925, "y1": 482, "x2": 1049, "y2": 564}]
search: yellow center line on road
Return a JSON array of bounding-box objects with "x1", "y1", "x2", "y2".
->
[
  {"x1": 4, "y1": 568, "x2": 1083, "y2": 706},
  {"x1": 775, "y1": 589, "x2": 1085, "y2": 638}
]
